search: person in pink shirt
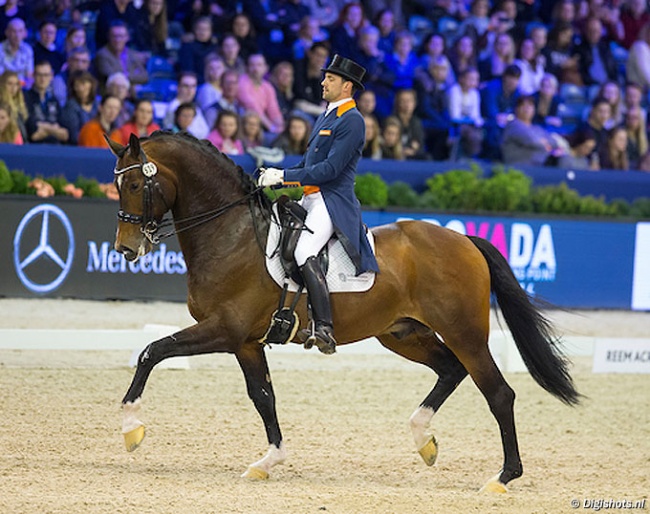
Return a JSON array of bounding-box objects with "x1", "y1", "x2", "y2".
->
[
  {"x1": 237, "y1": 53, "x2": 284, "y2": 135},
  {"x1": 110, "y1": 98, "x2": 161, "y2": 145},
  {"x1": 0, "y1": 102, "x2": 23, "y2": 144},
  {"x1": 207, "y1": 110, "x2": 244, "y2": 155}
]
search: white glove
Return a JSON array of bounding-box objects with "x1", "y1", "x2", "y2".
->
[{"x1": 257, "y1": 167, "x2": 285, "y2": 187}]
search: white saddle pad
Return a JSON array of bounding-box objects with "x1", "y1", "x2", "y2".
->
[{"x1": 265, "y1": 205, "x2": 376, "y2": 293}]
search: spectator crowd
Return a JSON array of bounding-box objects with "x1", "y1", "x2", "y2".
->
[{"x1": 1, "y1": 0, "x2": 650, "y2": 172}]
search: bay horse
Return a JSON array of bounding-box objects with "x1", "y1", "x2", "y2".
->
[{"x1": 107, "y1": 132, "x2": 579, "y2": 492}]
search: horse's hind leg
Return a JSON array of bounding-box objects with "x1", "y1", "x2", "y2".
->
[
  {"x1": 451, "y1": 342, "x2": 522, "y2": 492},
  {"x1": 236, "y1": 343, "x2": 286, "y2": 480},
  {"x1": 378, "y1": 331, "x2": 468, "y2": 467}
]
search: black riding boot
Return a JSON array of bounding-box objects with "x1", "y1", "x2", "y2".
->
[{"x1": 300, "y1": 256, "x2": 337, "y2": 354}]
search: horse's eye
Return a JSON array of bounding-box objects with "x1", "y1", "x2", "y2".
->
[{"x1": 129, "y1": 181, "x2": 140, "y2": 192}]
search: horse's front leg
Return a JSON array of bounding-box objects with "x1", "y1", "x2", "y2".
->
[
  {"x1": 236, "y1": 342, "x2": 286, "y2": 480},
  {"x1": 122, "y1": 320, "x2": 237, "y2": 452}
]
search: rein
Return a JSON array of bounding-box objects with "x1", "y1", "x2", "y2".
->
[{"x1": 114, "y1": 145, "x2": 273, "y2": 251}]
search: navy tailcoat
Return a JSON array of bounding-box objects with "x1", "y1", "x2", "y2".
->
[{"x1": 284, "y1": 100, "x2": 380, "y2": 275}]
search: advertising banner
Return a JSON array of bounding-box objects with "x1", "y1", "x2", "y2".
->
[
  {"x1": 0, "y1": 197, "x2": 646, "y2": 309},
  {"x1": 0, "y1": 197, "x2": 187, "y2": 301}
]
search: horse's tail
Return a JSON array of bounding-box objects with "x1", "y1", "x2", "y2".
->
[{"x1": 468, "y1": 236, "x2": 581, "y2": 406}]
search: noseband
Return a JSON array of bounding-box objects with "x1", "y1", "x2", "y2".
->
[{"x1": 114, "y1": 146, "x2": 168, "y2": 245}]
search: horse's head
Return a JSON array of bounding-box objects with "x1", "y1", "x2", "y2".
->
[{"x1": 107, "y1": 133, "x2": 176, "y2": 261}]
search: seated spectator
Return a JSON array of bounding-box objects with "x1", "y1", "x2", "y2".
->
[
  {"x1": 110, "y1": 98, "x2": 161, "y2": 145},
  {"x1": 478, "y1": 32, "x2": 515, "y2": 83},
  {"x1": 94, "y1": 21, "x2": 149, "y2": 92},
  {"x1": 449, "y1": 67, "x2": 484, "y2": 159},
  {"x1": 240, "y1": 109, "x2": 271, "y2": 149},
  {"x1": 383, "y1": 31, "x2": 419, "y2": 91},
  {"x1": 623, "y1": 82, "x2": 647, "y2": 123},
  {"x1": 501, "y1": 95, "x2": 560, "y2": 166},
  {"x1": 0, "y1": 69, "x2": 28, "y2": 141},
  {"x1": 105, "y1": 72, "x2": 134, "y2": 128},
  {"x1": 481, "y1": 63, "x2": 521, "y2": 159},
  {"x1": 24, "y1": 60, "x2": 68, "y2": 144},
  {"x1": 33, "y1": 20, "x2": 65, "y2": 75},
  {"x1": 0, "y1": 101, "x2": 23, "y2": 144},
  {"x1": 541, "y1": 21, "x2": 581, "y2": 86},
  {"x1": 374, "y1": 8, "x2": 397, "y2": 56},
  {"x1": 599, "y1": 126, "x2": 630, "y2": 170},
  {"x1": 448, "y1": 35, "x2": 478, "y2": 79},
  {"x1": 379, "y1": 116, "x2": 404, "y2": 160},
  {"x1": 533, "y1": 73, "x2": 563, "y2": 129},
  {"x1": 357, "y1": 89, "x2": 377, "y2": 118},
  {"x1": 63, "y1": 24, "x2": 87, "y2": 58},
  {"x1": 203, "y1": 69, "x2": 246, "y2": 130},
  {"x1": 626, "y1": 22, "x2": 650, "y2": 91},
  {"x1": 271, "y1": 113, "x2": 311, "y2": 155},
  {"x1": 237, "y1": 53, "x2": 285, "y2": 135},
  {"x1": 270, "y1": 61, "x2": 295, "y2": 121},
  {"x1": 328, "y1": 2, "x2": 365, "y2": 62},
  {"x1": 52, "y1": 46, "x2": 92, "y2": 106},
  {"x1": 393, "y1": 88, "x2": 429, "y2": 160},
  {"x1": 362, "y1": 113, "x2": 382, "y2": 159},
  {"x1": 477, "y1": 10, "x2": 516, "y2": 64},
  {"x1": 132, "y1": 0, "x2": 168, "y2": 56},
  {"x1": 356, "y1": 25, "x2": 394, "y2": 121},
  {"x1": 94, "y1": 0, "x2": 140, "y2": 52},
  {"x1": 415, "y1": 55, "x2": 452, "y2": 161},
  {"x1": 620, "y1": 0, "x2": 650, "y2": 50},
  {"x1": 597, "y1": 80, "x2": 624, "y2": 126},
  {"x1": 219, "y1": 33, "x2": 246, "y2": 74},
  {"x1": 231, "y1": 12, "x2": 258, "y2": 61},
  {"x1": 0, "y1": 0, "x2": 29, "y2": 38},
  {"x1": 574, "y1": 17, "x2": 619, "y2": 86},
  {"x1": 418, "y1": 33, "x2": 455, "y2": 89},
  {"x1": 580, "y1": 97, "x2": 614, "y2": 164},
  {"x1": 78, "y1": 95, "x2": 123, "y2": 148},
  {"x1": 60, "y1": 70, "x2": 99, "y2": 145},
  {"x1": 514, "y1": 38, "x2": 545, "y2": 95},
  {"x1": 564, "y1": 126, "x2": 598, "y2": 169},
  {"x1": 196, "y1": 54, "x2": 226, "y2": 114},
  {"x1": 162, "y1": 71, "x2": 210, "y2": 139},
  {"x1": 0, "y1": 18, "x2": 33, "y2": 88},
  {"x1": 206, "y1": 110, "x2": 244, "y2": 155},
  {"x1": 293, "y1": 41, "x2": 329, "y2": 119},
  {"x1": 171, "y1": 102, "x2": 197, "y2": 133},
  {"x1": 292, "y1": 15, "x2": 325, "y2": 61},
  {"x1": 622, "y1": 106, "x2": 648, "y2": 169},
  {"x1": 529, "y1": 24, "x2": 549, "y2": 56},
  {"x1": 457, "y1": 0, "x2": 492, "y2": 45},
  {"x1": 178, "y1": 16, "x2": 218, "y2": 84}
]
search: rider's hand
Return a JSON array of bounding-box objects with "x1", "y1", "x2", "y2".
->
[{"x1": 257, "y1": 167, "x2": 285, "y2": 187}]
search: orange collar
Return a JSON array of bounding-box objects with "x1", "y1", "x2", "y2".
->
[{"x1": 336, "y1": 100, "x2": 356, "y2": 117}]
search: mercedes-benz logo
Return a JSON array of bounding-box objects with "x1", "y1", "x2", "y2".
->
[{"x1": 13, "y1": 204, "x2": 75, "y2": 293}]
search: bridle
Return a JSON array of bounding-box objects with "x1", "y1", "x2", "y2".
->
[{"x1": 113, "y1": 145, "x2": 272, "y2": 249}]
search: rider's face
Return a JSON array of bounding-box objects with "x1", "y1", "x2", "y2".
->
[{"x1": 321, "y1": 73, "x2": 349, "y2": 103}]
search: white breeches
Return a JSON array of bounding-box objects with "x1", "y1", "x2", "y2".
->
[{"x1": 295, "y1": 192, "x2": 334, "y2": 267}]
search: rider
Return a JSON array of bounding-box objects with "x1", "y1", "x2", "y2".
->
[{"x1": 257, "y1": 54, "x2": 380, "y2": 354}]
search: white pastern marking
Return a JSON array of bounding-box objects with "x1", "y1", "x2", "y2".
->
[
  {"x1": 122, "y1": 398, "x2": 144, "y2": 433},
  {"x1": 249, "y1": 443, "x2": 287, "y2": 473},
  {"x1": 409, "y1": 406, "x2": 435, "y2": 450}
]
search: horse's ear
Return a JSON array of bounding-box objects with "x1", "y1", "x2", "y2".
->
[
  {"x1": 105, "y1": 134, "x2": 126, "y2": 157},
  {"x1": 128, "y1": 133, "x2": 141, "y2": 158}
]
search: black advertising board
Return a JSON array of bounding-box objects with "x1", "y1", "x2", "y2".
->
[{"x1": 0, "y1": 196, "x2": 187, "y2": 301}]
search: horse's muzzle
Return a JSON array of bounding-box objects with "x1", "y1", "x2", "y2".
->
[{"x1": 116, "y1": 244, "x2": 138, "y2": 262}]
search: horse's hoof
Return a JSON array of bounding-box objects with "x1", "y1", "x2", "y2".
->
[
  {"x1": 124, "y1": 425, "x2": 145, "y2": 452},
  {"x1": 241, "y1": 466, "x2": 269, "y2": 480},
  {"x1": 418, "y1": 435, "x2": 438, "y2": 466},
  {"x1": 480, "y1": 480, "x2": 508, "y2": 494}
]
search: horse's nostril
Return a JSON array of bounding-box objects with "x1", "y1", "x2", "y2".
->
[{"x1": 117, "y1": 244, "x2": 137, "y2": 261}]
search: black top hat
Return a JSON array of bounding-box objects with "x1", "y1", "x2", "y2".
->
[{"x1": 321, "y1": 54, "x2": 366, "y2": 91}]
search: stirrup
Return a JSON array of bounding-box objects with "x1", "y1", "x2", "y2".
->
[{"x1": 299, "y1": 320, "x2": 336, "y2": 355}]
